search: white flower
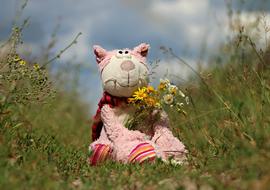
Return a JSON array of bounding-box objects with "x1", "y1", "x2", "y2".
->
[
  {"x1": 163, "y1": 94, "x2": 174, "y2": 105},
  {"x1": 179, "y1": 90, "x2": 185, "y2": 97},
  {"x1": 177, "y1": 102, "x2": 184, "y2": 107},
  {"x1": 160, "y1": 78, "x2": 170, "y2": 85},
  {"x1": 168, "y1": 85, "x2": 178, "y2": 94},
  {"x1": 185, "y1": 96, "x2": 190, "y2": 105},
  {"x1": 170, "y1": 159, "x2": 184, "y2": 166}
]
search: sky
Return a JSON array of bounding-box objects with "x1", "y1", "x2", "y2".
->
[{"x1": 0, "y1": 0, "x2": 269, "y2": 113}]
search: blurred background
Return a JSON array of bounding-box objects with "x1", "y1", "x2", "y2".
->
[{"x1": 0, "y1": 0, "x2": 269, "y2": 113}]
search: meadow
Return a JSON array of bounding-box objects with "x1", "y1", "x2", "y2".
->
[{"x1": 1, "y1": 12, "x2": 270, "y2": 190}]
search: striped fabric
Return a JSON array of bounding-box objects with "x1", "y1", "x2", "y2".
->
[
  {"x1": 89, "y1": 144, "x2": 111, "y2": 166},
  {"x1": 128, "y1": 143, "x2": 156, "y2": 164}
]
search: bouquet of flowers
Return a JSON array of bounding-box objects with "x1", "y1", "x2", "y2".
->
[{"x1": 126, "y1": 78, "x2": 189, "y2": 134}]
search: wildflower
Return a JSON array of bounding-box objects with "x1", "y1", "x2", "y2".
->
[
  {"x1": 185, "y1": 96, "x2": 190, "y2": 105},
  {"x1": 133, "y1": 88, "x2": 148, "y2": 101},
  {"x1": 158, "y1": 83, "x2": 166, "y2": 91},
  {"x1": 141, "y1": 87, "x2": 148, "y2": 91},
  {"x1": 178, "y1": 109, "x2": 187, "y2": 116},
  {"x1": 178, "y1": 90, "x2": 185, "y2": 97},
  {"x1": 128, "y1": 97, "x2": 136, "y2": 104},
  {"x1": 13, "y1": 54, "x2": 26, "y2": 66},
  {"x1": 13, "y1": 55, "x2": 21, "y2": 62},
  {"x1": 155, "y1": 102, "x2": 161, "y2": 108},
  {"x1": 158, "y1": 78, "x2": 170, "y2": 91},
  {"x1": 163, "y1": 94, "x2": 174, "y2": 105},
  {"x1": 168, "y1": 85, "x2": 178, "y2": 95},
  {"x1": 145, "y1": 97, "x2": 157, "y2": 107},
  {"x1": 33, "y1": 64, "x2": 40, "y2": 70},
  {"x1": 176, "y1": 102, "x2": 184, "y2": 107},
  {"x1": 19, "y1": 60, "x2": 26, "y2": 66},
  {"x1": 147, "y1": 86, "x2": 155, "y2": 93},
  {"x1": 160, "y1": 78, "x2": 170, "y2": 85}
]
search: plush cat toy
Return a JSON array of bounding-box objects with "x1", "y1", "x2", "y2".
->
[{"x1": 89, "y1": 43, "x2": 187, "y2": 165}]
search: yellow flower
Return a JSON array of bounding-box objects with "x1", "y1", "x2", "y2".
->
[
  {"x1": 13, "y1": 55, "x2": 21, "y2": 62},
  {"x1": 155, "y1": 102, "x2": 161, "y2": 108},
  {"x1": 13, "y1": 54, "x2": 26, "y2": 66},
  {"x1": 158, "y1": 83, "x2": 166, "y2": 91},
  {"x1": 19, "y1": 60, "x2": 26, "y2": 66},
  {"x1": 128, "y1": 97, "x2": 136, "y2": 104},
  {"x1": 158, "y1": 78, "x2": 170, "y2": 91},
  {"x1": 163, "y1": 94, "x2": 174, "y2": 105},
  {"x1": 147, "y1": 86, "x2": 155, "y2": 93},
  {"x1": 33, "y1": 64, "x2": 40, "y2": 70},
  {"x1": 133, "y1": 88, "x2": 148, "y2": 101},
  {"x1": 145, "y1": 97, "x2": 157, "y2": 107}
]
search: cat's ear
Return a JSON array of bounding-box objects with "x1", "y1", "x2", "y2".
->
[
  {"x1": 133, "y1": 43, "x2": 150, "y2": 57},
  {"x1": 93, "y1": 45, "x2": 108, "y2": 64}
]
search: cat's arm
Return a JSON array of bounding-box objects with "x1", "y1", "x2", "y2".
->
[{"x1": 101, "y1": 105, "x2": 146, "y2": 142}]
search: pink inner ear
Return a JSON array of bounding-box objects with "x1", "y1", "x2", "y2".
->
[
  {"x1": 133, "y1": 43, "x2": 150, "y2": 57},
  {"x1": 93, "y1": 45, "x2": 108, "y2": 63},
  {"x1": 97, "y1": 50, "x2": 118, "y2": 72}
]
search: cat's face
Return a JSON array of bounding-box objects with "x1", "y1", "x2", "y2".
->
[{"x1": 93, "y1": 43, "x2": 150, "y2": 97}]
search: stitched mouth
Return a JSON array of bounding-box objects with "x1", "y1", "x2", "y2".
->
[{"x1": 104, "y1": 78, "x2": 147, "y2": 88}]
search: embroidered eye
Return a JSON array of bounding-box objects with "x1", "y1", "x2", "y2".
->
[
  {"x1": 125, "y1": 51, "x2": 129, "y2": 54},
  {"x1": 118, "y1": 50, "x2": 123, "y2": 54}
]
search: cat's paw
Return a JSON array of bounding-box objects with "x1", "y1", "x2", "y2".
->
[
  {"x1": 128, "y1": 142, "x2": 156, "y2": 164},
  {"x1": 88, "y1": 144, "x2": 112, "y2": 166}
]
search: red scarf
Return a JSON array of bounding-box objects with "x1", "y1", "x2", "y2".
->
[{"x1": 91, "y1": 92, "x2": 128, "y2": 141}]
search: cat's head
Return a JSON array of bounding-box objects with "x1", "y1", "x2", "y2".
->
[{"x1": 93, "y1": 43, "x2": 150, "y2": 97}]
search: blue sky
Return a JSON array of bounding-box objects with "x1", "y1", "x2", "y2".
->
[{"x1": 0, "y1": 0, "x2": 269, "y2": 113}]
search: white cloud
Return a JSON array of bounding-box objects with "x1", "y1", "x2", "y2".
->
[
  {"x1": 145, "y1": 0, "x2": 227, "y2": 52},
  {"x1": 151, "y1": 0, "x2": 209, "y2": 18}
]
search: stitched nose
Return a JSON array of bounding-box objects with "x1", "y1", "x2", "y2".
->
[{"x1": 120, "y1": 60, "x2": 135, "y2": 71}]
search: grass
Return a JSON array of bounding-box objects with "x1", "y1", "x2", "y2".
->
[{"x1": 1, "y1": 21, "x2": 270, "y2": 190}]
